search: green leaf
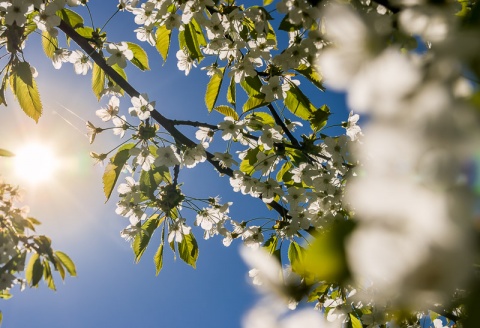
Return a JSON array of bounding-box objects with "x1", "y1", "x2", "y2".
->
[
  {"x1": 239, "y1": 147, "x2": 260, "y2": 175},
  {"x1": 156, "y1": 25, "x2": 171, "y2": 62},
  {"x1": 41, "y1": 31, "x2": 58, "y2": 60},
  {"x1": 288, "y1": 241, "x2": 306, "y2": 275},
  {"x1": 266, "y1": 22, "x2": 277, "y2": 48},
  {"x1": 133, "y1": 214, "x2": 164, "y2": 263},
  {"x1": 102, "y1": 143, "x2": 135, "y2": 201},
  {"x1": 9, "y1": 61, "x2": 42, "y2": 122},
  {"x1": 214, "y1": 105, "x2": 239, "y2": 120},
  {"x1": 264, "y1": 0, "x2": 274, "y2": 5},
  {"x1": 26, "y1": 253, "x2": 43, "y2": 287},
  {"x1": 279, "y1": 15, "x2": 302, "y2": 32},
  {"x1": 56, "y1": 8, "x2": 84, "y2": 29},
  {"x1": 55, "y1": 251, "x2": 77, "y2": 277},
  {"x1": 139, "y1": 165, "x2": 170, "y2": 199},
  {"x1": 0, "y1": 149, "x2": 14, "y2": 157},
  {"x1": 0, "y1": 291, "x2": 12, "y2": 300},
  {"x1": 302, "y1": 221, "x2": 355, "y2": 283},
  {"x1": 92, "y1": 63, "x2": 105, "y2": 100},
  {"x1": 263, "y1": 235, "x2": 278, "y2": 255},
  {"x1": 43, "y1": 260, "x2": 56, "y2": 291},
  {"x1": 284, "y1": 83, "x2": 315, "y2": 120},
  {"x1": 54, "y1": 255, "x2": 66, "y2": 280},
  {"x1": 243, "y1": 95, "x2": 268, "y2": 112},
  {"x1": 190, "y1": 18, "x2": 207, "y2": 47},
  {"x1": 227, "y1": 76, "x2": 236, "y2": 106},
  {"x1": 349, "y1": 314, "x2": 363, "y2": 328},
  {"x1": 154, "y1": 224, "x2": 165, "y2": 276},
  {"x1": 180, "y1": 20, "x2": 205, "y2": 62},
  {"x1": 240, "y1": 75, "x2": 263, "y2": 96},
  {"x1": 307, "y1": 283, "x2": 330, "y2": 302},
  {"x1": 75, "y1": 26, "x2": 94, "y2": 39},
  {"x1": 309, "y1": 105, "x2": 330, "y2": 132},
  {"x1": 245, "y1": 112, "x2": 275, "y2": 129},
  {"x1": 276, "y1": 161, "x2": 293, "y2": 184},
  {"x1": 178, "y1": 233, "x2": 199, "y2": 268},
  {"x1": 294, "y1": 64, "x2": 324, "y2": 91},
  {"x1": 126, "y1": 42, "x2": 150, "y2": 71},
  {"x1": 205, "y1": 68, "x2": 225, "y2": 111}
]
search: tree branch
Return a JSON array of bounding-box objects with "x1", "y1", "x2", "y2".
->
[
  {"x1": 58, "y1": 20, "x2": 290, "y2": 219},
  {"x1": 267, "y1": 103, "x2": 301, "y2": 148}
]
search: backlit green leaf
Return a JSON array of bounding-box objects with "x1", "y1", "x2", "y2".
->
[
  {"x1": 43, "y1": 260, "x2": 56, "y2": 291},
  {"x1": 154, "y1": 243, "x2": 164, "y2": 275},
  {"x1": 56, "y1": 8, "x2": 84, "y2": 29},
  {"x1": 92, "y1": 63, "x2": 105, "y2": 100},
  {"x1": 309, "y1": 105, "x2": 330, "y2": 132},
  {"x1": 243, "y1": 95, "x2": 268, "y2": 112},
  {"x1": 263, "y1": 235, "x2": 278, "y2": 254},
  {"x1": 239, "y1": 148, "x2": 260, "y2": 175},
  {"x1": 133, "y1": 214, "x2": 164, "y2": 263},
  {"x1": 205, "y1": 68, "x2": 225, "y2": 111},
  {"x1": 55, "y1": 251, "x2": 77, "y2": 277},
  {"x1": 240, "y1": 75, "x2": 263, "y2": 96},
  {"x1": 349, "y1": 314, "x2": 363, "y2": 328},
  {"x1": 267, "y1": 22, "x2": 277, "y2": 48},
  {"x1": 294, "y1": 64, "x2": 324, "y2": 91},
  {"x1": 181, "y1": 20, "x2": 205, "y2": 61},
  {"x1": 140, "y1": 165, "x2": 170, "y2": 199},
  {"x1": 75, "y1": 26, "x2": 94, "y2": 39},
  {"x1": 245, "y1": 112, "x2": 275, "y2": 129},
  {"x1": 41, "y1": 31, "x2": 58, "y2": 60},
  {"x1": 26, "y1": 253, "x2": 43, "y2": 287},
  {"x1": 214, "y1": 105, "x2": 239, "y2": 120},
  {"x1": 156, "y1": 25, "x2": 171, "y2": 62},
  {"x1": 227, "y1": 76, "x2": 236, "y2": 106},
  {"x1": 284, "y1": 83, "x2": 314, "y2": 120},
  {"x1": 9, "y1": 61, "x2": 42, "y2": 122},
  {"x1": 288, "y1": 241, "x2": 306, "y2": 275},
  {"x1": 276, "y1": 161, "x2": 293, "y2": 184},
  {"x1": 178, "y1": 233, "x2": 199, "y2": 268},
  {"x1": 191, "y1": 18, "x2": 207, "y2": 47},
  {"x1": 279, "y1": 15, "x2": 302, "y2": 32},
  {"x1": 127, "y1": 42, "x2": 150, "y2": 71},
  {"x1": 103, "y1": 143, "x2": 135, "y2": 201},
  {"x1": 154, "y1": 226, "x2": 165, "y2": 276}
]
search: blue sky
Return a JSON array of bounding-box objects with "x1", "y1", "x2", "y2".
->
[{"x1": 0, "y1": 2, "x2": 349, "y2": 327}]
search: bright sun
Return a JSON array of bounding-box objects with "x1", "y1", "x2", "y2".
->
[{"x1": 14, "y1": 142, "x2": 60, "y2": 185}]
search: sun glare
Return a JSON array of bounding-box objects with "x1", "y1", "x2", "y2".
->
[{"x1": 14, "y1": 142, "x2": 60, "y2": 185}]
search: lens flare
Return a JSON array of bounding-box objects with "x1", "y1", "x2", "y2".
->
[{"x1": 14, "y1": 142, "x2": 59, "y2": 185}]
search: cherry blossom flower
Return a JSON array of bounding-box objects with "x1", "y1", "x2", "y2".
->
[
  {"x1": 168, "y1": 218, "x2": 191, "y2": 243},
  {"x1": 129, "y1": 93, "x2": 155, "y2": 120},
  {"x1": 343, "y1": 111, "x2": 363, "y2": 141},
  {"x1": 113, "y1": 115, "x2": 128, "y2": 138},
  {"x1": 130, "y1": 146, "x2": 155, "y2": 171},
  {"x1": 213, "y1": 152, "x2": 238, "y2": 168},
  {"x1": 96, "y1": 96, "x2": 120, "y2": 122},
  {"x1": 181, "y1": 144, "x2": 206, "y2": 168},
  {"x1": 69, "y1": 50, "x2": 92, "y2": 75},
  {"x1": 218, "y1": 116, "x2": 244, "y2": 140},
  {"x1": 176, "y1": 49, "x2": 196, "y2": 76},
  {"x1": 52, "y1": 48, "x2": 71, "y2": 69},
  {"x1": 154, "y1": 146, "x2": 181, "y2": 167},
  {"x1": 106, "y1": 42, "x2": 134, "y2": 68}
]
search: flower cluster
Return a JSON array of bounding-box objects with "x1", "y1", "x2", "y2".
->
[{"x1": 317, "y1": 0, "x2": 480, "y2": 319}]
